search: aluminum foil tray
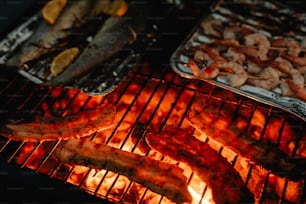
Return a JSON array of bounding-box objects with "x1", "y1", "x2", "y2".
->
[
  {"x1": 170, "y1": 0, "x2": 306, "y2": 121},
  {"x1": 0, "y1": 11, "x2": 155, "y2": 96}
]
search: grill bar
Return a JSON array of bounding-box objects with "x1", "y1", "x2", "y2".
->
[
  {"x1": 1, "y1": 63, "x2": 306, "y2": 203},
  {"x1": 1, "y1": 1, "x2": 306, "y2": 203}
]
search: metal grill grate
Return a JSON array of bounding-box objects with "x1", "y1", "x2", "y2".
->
[{"x1": 0, "y1": 62, "x2": 305, "y2": 203}]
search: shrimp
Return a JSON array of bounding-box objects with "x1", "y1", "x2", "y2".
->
[
  {"x1": 244, "y1": 33, "x2": 270, "y2": 60},
  {"x1": 213, "y1": 39, "x2": 240, "y2": 47},
  {"x1": 283, "y1": 54, "x2": 306, "y2": 66},
  {"x1": 286, "y1": 79, "x2": 306, "y2": 101},
  {"x1": 246, "y1": 60, "x2": 262, "y2": 74},
  {"x1": 296, "y1": 66, "x2": 306, "y2": 74},
  {"x1": 288, "y1": 68, "x2": 304, "y2": 89},
  {"x1": 212, "y1": 39, "x2": 240, "y2": 52},
  {"x1": 247, "y1": 67, "x2": 280, "y2": 90},
  {"x1": 275, "y1": 56, "x2": 293, "y2": 73},
  {"x1": 189, "y1": 44, "x2": 227, "y2": 79},
  {"x1": 224, "y1": 47, "x2": 246, "y2": 64},
  {"x1": 225, "y1": 61, "x2": 248, "y2": 87},
  {"x1": 223, "y1": 25, "x2": 252, "y2": 40},
  {"x1": 191, "y1": 49, "x2": 218, "y2": 79},
  {"x1": 201, "y1": 19, "x2": 222, "y2": 38},
  {"x1": 274, "y1": 57, "x2": 305, "y2": 98},
  {"x1": 189, "y1": 58, "x2": 220, "y2": 79},
  {"x1": 280, "y1": 80, "x2": 295, "y2": 97},
  {"x1": 271, "y1": 37, "x2": 301, "y2": 56},
  {"x1": 194, "y1": 50, "x2": 212, "y2": 64}
]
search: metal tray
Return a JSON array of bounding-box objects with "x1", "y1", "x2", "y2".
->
[
  {"x1": 170, "y1": 0, "x2": 306, "y2": 121},
  {"x1": 0, "y1": 9, "x2": 155, "y2": 96}
]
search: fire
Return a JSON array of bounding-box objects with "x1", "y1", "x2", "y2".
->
[
  {"x1": 15, "y1": 143, "x2": 46, "y2": 169},
  {"x1": 11, "y1": 69, "x2": 305, "y2": 203}
]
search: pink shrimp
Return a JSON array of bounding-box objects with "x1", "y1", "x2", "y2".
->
[
  {"x1": 224, "y1": 47, "x2": 246, "y2": 64},
  {"x1": 201, "y1": 19, "x2": 222, "y2": 38},
  {"x1": 280, "y1": 80, "x2": 295, "y2": 97},
  {"x1": 271, "y1": 37, "x2": 301, "y2": 56},
  {"x1": 225, "y1": 61, "x2": 248, "y2": 87},
  {"x1": 189, "y1": 58, "x2": 221, "y2": 79},
  {"x1": 244, "y1": 33, "x2": 270, "y2": 60},
  {"x1": 189, "y1": 48, "x2": 219, "y2": 79},
  {"x1": 289, "y1": 68, "x2": 304, "y2": 89},
  {"x1": 286, "y1": 79, "x2": 306, "y2": 101},
  {"x1": 247, "y1": 67, "x2": 280, "y2": 90},
  {"x1": 193, "y1": 50, "x2": 212, "y2": 64},
  {"x1": 282, "y1": 54, "x2": 306, "y2": 66},
  {"x1": 213, "y1": 39, "x2": 240, "y2": 47},
  {"x1": 275, "y1": 56, "x2": 293, "y2": 73},
  {"x1": 296, "y1": 65, "x2": 306, "y2": 74},
  {"x1": 246, "y1": 60, "x2": 263, "y2": 74},
  {"x1": 223, "y1": 25, "x2": 252, "y2": 40}
]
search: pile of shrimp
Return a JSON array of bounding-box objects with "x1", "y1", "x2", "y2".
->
[{"x1": 187, "y1": 18, "x2": 306, "y2": 102}]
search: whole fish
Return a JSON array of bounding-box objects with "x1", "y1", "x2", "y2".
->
[
  {"x1": 5, "y1": 0, "x2": 95, "y2": 67},
  {"x1": 45, "y1": 0, "x2": 151, "y2": 86}
]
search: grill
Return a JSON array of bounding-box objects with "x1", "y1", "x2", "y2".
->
[{"x1": 0, "y1": 0, "x2": 306, "y2": 203}]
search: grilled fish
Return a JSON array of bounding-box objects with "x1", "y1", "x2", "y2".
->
[
  {"x1": 54, "y1": 139, "x2": 192, "y2": 203},
  {"x1": 5, "y1": 0, "x2": 94, "y2": 67},
  {"x1": 146, "y1": 125, "x2": 254, "y2": 204},
  {"x1": 45, "y1": 0, "x2": 151, "y2": 86},
  {"x1": 187, "y1": 99, "x2": 306, "y2": 181},
  {"x1": 0, "y1": 104, "x2": 115, "y2": 142}
]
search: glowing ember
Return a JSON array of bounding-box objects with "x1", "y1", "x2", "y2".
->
[{"x1": 11, "y1": 69, "x2": 305, "y2": 204}]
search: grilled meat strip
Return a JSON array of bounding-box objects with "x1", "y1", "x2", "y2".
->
[
  {"x1": 45, "y1": 0, "x2": 151, "y2": 86},
  {"x1": 187, "y1": 99, "x2": 306, "y2": 181},
  {"x1": 146, "y1": 125, "x2": 254, "y2": 204},
  {"x1": 0, "y1": 104, "x2": 115, "y2": 142},
  {"x1": 54, "y1": 139, "x2": 192, "y2": 203}
]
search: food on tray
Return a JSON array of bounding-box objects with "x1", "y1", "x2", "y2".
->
[
  {"x1": 145, "y1": 125, "x2": 254, "y2": 204},
  {"x1": 187, "y1": 99, "x2": 306, "y2": 181},
  {"x1": 42, "y1": 0, "x2": 67, "y2": 25},
  {"x1": 170, "y1": 0, "x2": 306, "y2": 121},
  {"x1": 187, "y1": 19, "x2": 306, "y2": 101},
  {"x1": 0, "y1": 104, "x2": 115, "y2": 142},
  {"x1": 54, "y1": 139, "x2": 192, "y2": 203},
  {"x1": 91, "y1": 0, "x2": 128, "y2": 17},
  {"x1": 44, "y1": 0, "x2": 150, "y2": 86},
  {"x1": 5, "y1": 0, "x2": 95, "y2": 67},
  {"x1": 50, "y1": 47, "x2": 80, "y2": 76}
]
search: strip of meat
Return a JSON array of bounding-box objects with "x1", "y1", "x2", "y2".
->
[
  {"x1": 187, "y1": 99, "x2": 306, "y2": 181},
  {"x1": 54, "y1": 139, "x2": 192, "y2": 203},
  {"x1": 0, "y1": 104, "x2": 116, "y2": 142},
  {"x1": 145, "y1": 125, "x2": 254, "y2": 204}
]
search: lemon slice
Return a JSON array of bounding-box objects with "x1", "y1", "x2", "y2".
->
[
  {"x1": 50, "y1": 47, "x2": 80, "y2": 77},
  {"x1": 42, "y1": 0, "x2": 67, "y2": 25},
  {"x1": 92, "y1": 0, "x2": 128, "y2": 17}
]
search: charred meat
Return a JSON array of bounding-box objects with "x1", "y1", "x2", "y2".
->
[
  {"x1": 54, "y1": 139, "x2": 192, "y2": 203},
  {"x1": 146, "y1": 125, "x2": 254, "y2": 204},
  {"x1": 0, "y1": 104, "x2": 115, "y2": 142},
  {"x1": 187, "y1": 99, "x2": 306, "y2": 181}
]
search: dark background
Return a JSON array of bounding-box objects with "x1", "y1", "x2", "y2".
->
[{"x1": 0, "y1": 0, "x2": 305, "y2": 203}]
